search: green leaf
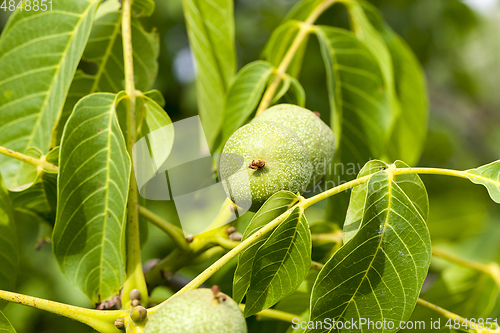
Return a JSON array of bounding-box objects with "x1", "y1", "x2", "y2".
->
[
  {"x1": 233, "y1": 191, "x2": 299, "y2": 304},
  {"x1": 56, "y1": 0, "x2": 159, "y2": 144},
  {"x1": 244, "y1": 206, "x2": 312, "y2": 317},
  {"x1": 0, "y1": 174, "x2": 19, "y2": 310},
  {"x1": 53, "y1": 93, "x2": 130, "y2": 305},
  {"x1": 288, "y1": 76, "x2": 306, "y2": 107},
  {"x1": 10, "y1": 171, "x2": 57, "y2": 225},
  {"x1": 344, "y1": 1, "x2": 399, "y2": 129},
  {"x1": 182, "y1": 0, "x2": 237, "y2": 147},
  {"x1": 220, "y1": 61, "x2": 275, "y2": 147},
  {"x1": 132, "y1": 0, "x2": 155, "y2": 17},
  {"x1": 0, "y1": 0, "x2": 100, "y2": 188},
  {"x1": 308, "y1": 167, "x2": 431, "y2": 333},
  {"x1": 283, "y1": 0, "x2": 324, "y2": 22},
  {"x1": 0, "y1": 310, "x2": 16, "y2": 333},
  {"x1": 338, "y1": 1, "x2": 428, "y2": 165},
  {"x1": 385, "y1": 33, "x2": 428, "y2": 165},
  {"x1": 466, "y1": 160, "x2": 500, "y2": 203},
  {"x1": 139, "y1": 95, "x2": 174, "y2": 170},
  {"x1": 315, "y1": 26, "x2": 392, "y2": 163},
  {"x1": 10, "y1": 147, "x2": 59, "y2": 226},
  {"x1": 344, "y1": 160, "x2": 429, "y2": 243},
  {"x1": 262, "y1": 20, "x2": 307, "y2": 78}
]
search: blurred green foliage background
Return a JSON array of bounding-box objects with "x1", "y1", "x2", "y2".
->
[{"x1": 1, "y1": 0, "x2": 500, "y2": 331}]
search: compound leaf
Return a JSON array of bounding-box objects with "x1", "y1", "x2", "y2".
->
[
  {"x1": 233, "y1": 191, "x2": 299, "y2": 304},
  {"x1": 244, "y1": 206, "x2": 311, "y2": 317},
  {"x1": 0, "y1": 0, "x2": 100, "y2": 188},
  {"x1": 54, "y1": 93, "x2": 130, "y2": 305}
]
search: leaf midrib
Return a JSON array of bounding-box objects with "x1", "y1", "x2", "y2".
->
[
  {"x1": 97, "y1": 100, "x2": 116, "y2": 301},
  {"x1": 332, "y1": 174, "x2": 394, "y2": 332},
  {"x1": 89, "y1": 12, "x2": 122, "y2": 93},
  {"x1": 467, "y1": 170, "x2": 500, "y2": 187},
  {"x1": 246, "y1": 208, "x2": 303, "y2": 315}
]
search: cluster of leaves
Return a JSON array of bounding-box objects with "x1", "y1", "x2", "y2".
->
[{"x1": 0, "y1": 0, "x2": 499, "y2": 332}]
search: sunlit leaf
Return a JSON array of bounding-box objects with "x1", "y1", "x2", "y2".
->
[
  {"x1": 315, "y1": 26, "x2": 392, "y2": 226},
  {"x1": 316, "y1": 26, "x2": 391, "y2": 160},
  {"x1": 308, "y1": 167, "x2": 431, "y2": 333},
  {"x1": 0, "y1": 174, "x2": 18, "y2": 310},
  {"x1": 233, "y1": 191, "x2": 300, "y2": 304},
  {"x1": 0, "y1": 310, "x2": 16, "y2": 333},
  {"x1": 220, "y1": 61, "x2": 274, "y2": 147},
  {"x1": 56, "y1": 0, "x2": 159, "y2": 143},
  {"x1": 245, "y1": 206, "x2": 311, "y2": 317},
  {"x1": 182, "y1": 0, "x2": 237, "y2": 147},
  {"x1": 0, "y1": 0, "x2": 100, "y2": 189},
  {"x1": 344, "y1": 160, "x2": 429, "y2": 243},
  {"x1": 466, "y1": 160, "x2": 500, "y2": 203},
  {"x1": 53, "y1": 93, "x2": 130, "y2": 305}
]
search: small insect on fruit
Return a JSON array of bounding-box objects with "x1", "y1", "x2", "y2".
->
[
  {"x1": 253, "y1": 104, "x2": 335, "y2": 187},
  {"x1": 220, "y1": 121, "x2": 313, "y2": 211}
]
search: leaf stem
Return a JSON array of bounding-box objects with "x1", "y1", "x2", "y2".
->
[
  {"x1": 416, "y1": 298, "x2": 499, "y2": 333},
  {"x1": 138, "y1": 205, "x2": 189, "y2": 251},
  {"x1": 0, "y1": 289, "x2": 125, "y2": 333},
  {"x1": 302, "y1": 174, "x2": 372, "y2": 208},
  {"x1": 393, "y1": 167, "x2": 469, "y2": 180},
  {"x1": 214, "y1": 236, "x2": 241, "y2": 250},
  {"x1": 255, "y1": 0, "x2": 337, "y2": 115},
  {"x1": 0, "y1": 145, "x2": 58, "y2": 173},
  {"x1": 147, "y1": 207, "x2": 295, "y2": 315},
  {"x1": 239, "y1": 304, "x2": 299, "y2": 323},
  {"x1": 311, "y1": 231, "x2": 343, "y2": 244},
  {"x1": 432, "y1": 247, "x2": 500, "y2": 287},
  {"x1": 121, "y1": 0, "x2": 148, "y2": 308},
  {"x1": 303, "y1": 166, "x2": 472, "y2": 209}
]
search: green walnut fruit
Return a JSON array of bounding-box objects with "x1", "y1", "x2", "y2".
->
[
  {"x1": 253, "y1": 104, "x2": 335, "y2": 186},
  {"x1": 220, "y1": 121, "x2": 313, "y2": 211},
  {"x1": 144, "y1": 288, "x2": 247, "y2": 333}
]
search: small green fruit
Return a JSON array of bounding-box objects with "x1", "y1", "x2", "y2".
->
[
  {"x1": 253, "y1": 104, "x2": 335, "y2": 186},
  {"x1": 130, "y1": 305, "x2": 147, "y2": 323},
  {"x1": 220, "y1": 121, "x2": 313, "y2": 211},
  {"x1": 144, "y1": 288, "x2": 247, "y2": 333}
]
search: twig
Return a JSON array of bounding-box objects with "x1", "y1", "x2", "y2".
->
[
  {"x1": 255, "y1": 0, "x2": 337, "y2": 115},
  {"x1": 148, "y1": 207, "x2": 295, "y2": 315},
  {"x1": 138, "y1": 205, "x2": 189, "y2": 251},
  {"x1": 417, "y1": 298, "x2": 499, "y2": 333},
  {"x1": 121, "y1": 0, "x2": 148, "y2": 308},
  {"x1": 432, "y1": 247, "x2": 500, "y2": 287},
  {"x1": 0, "y1": 289, "x2": 124, "y2": 333}
]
